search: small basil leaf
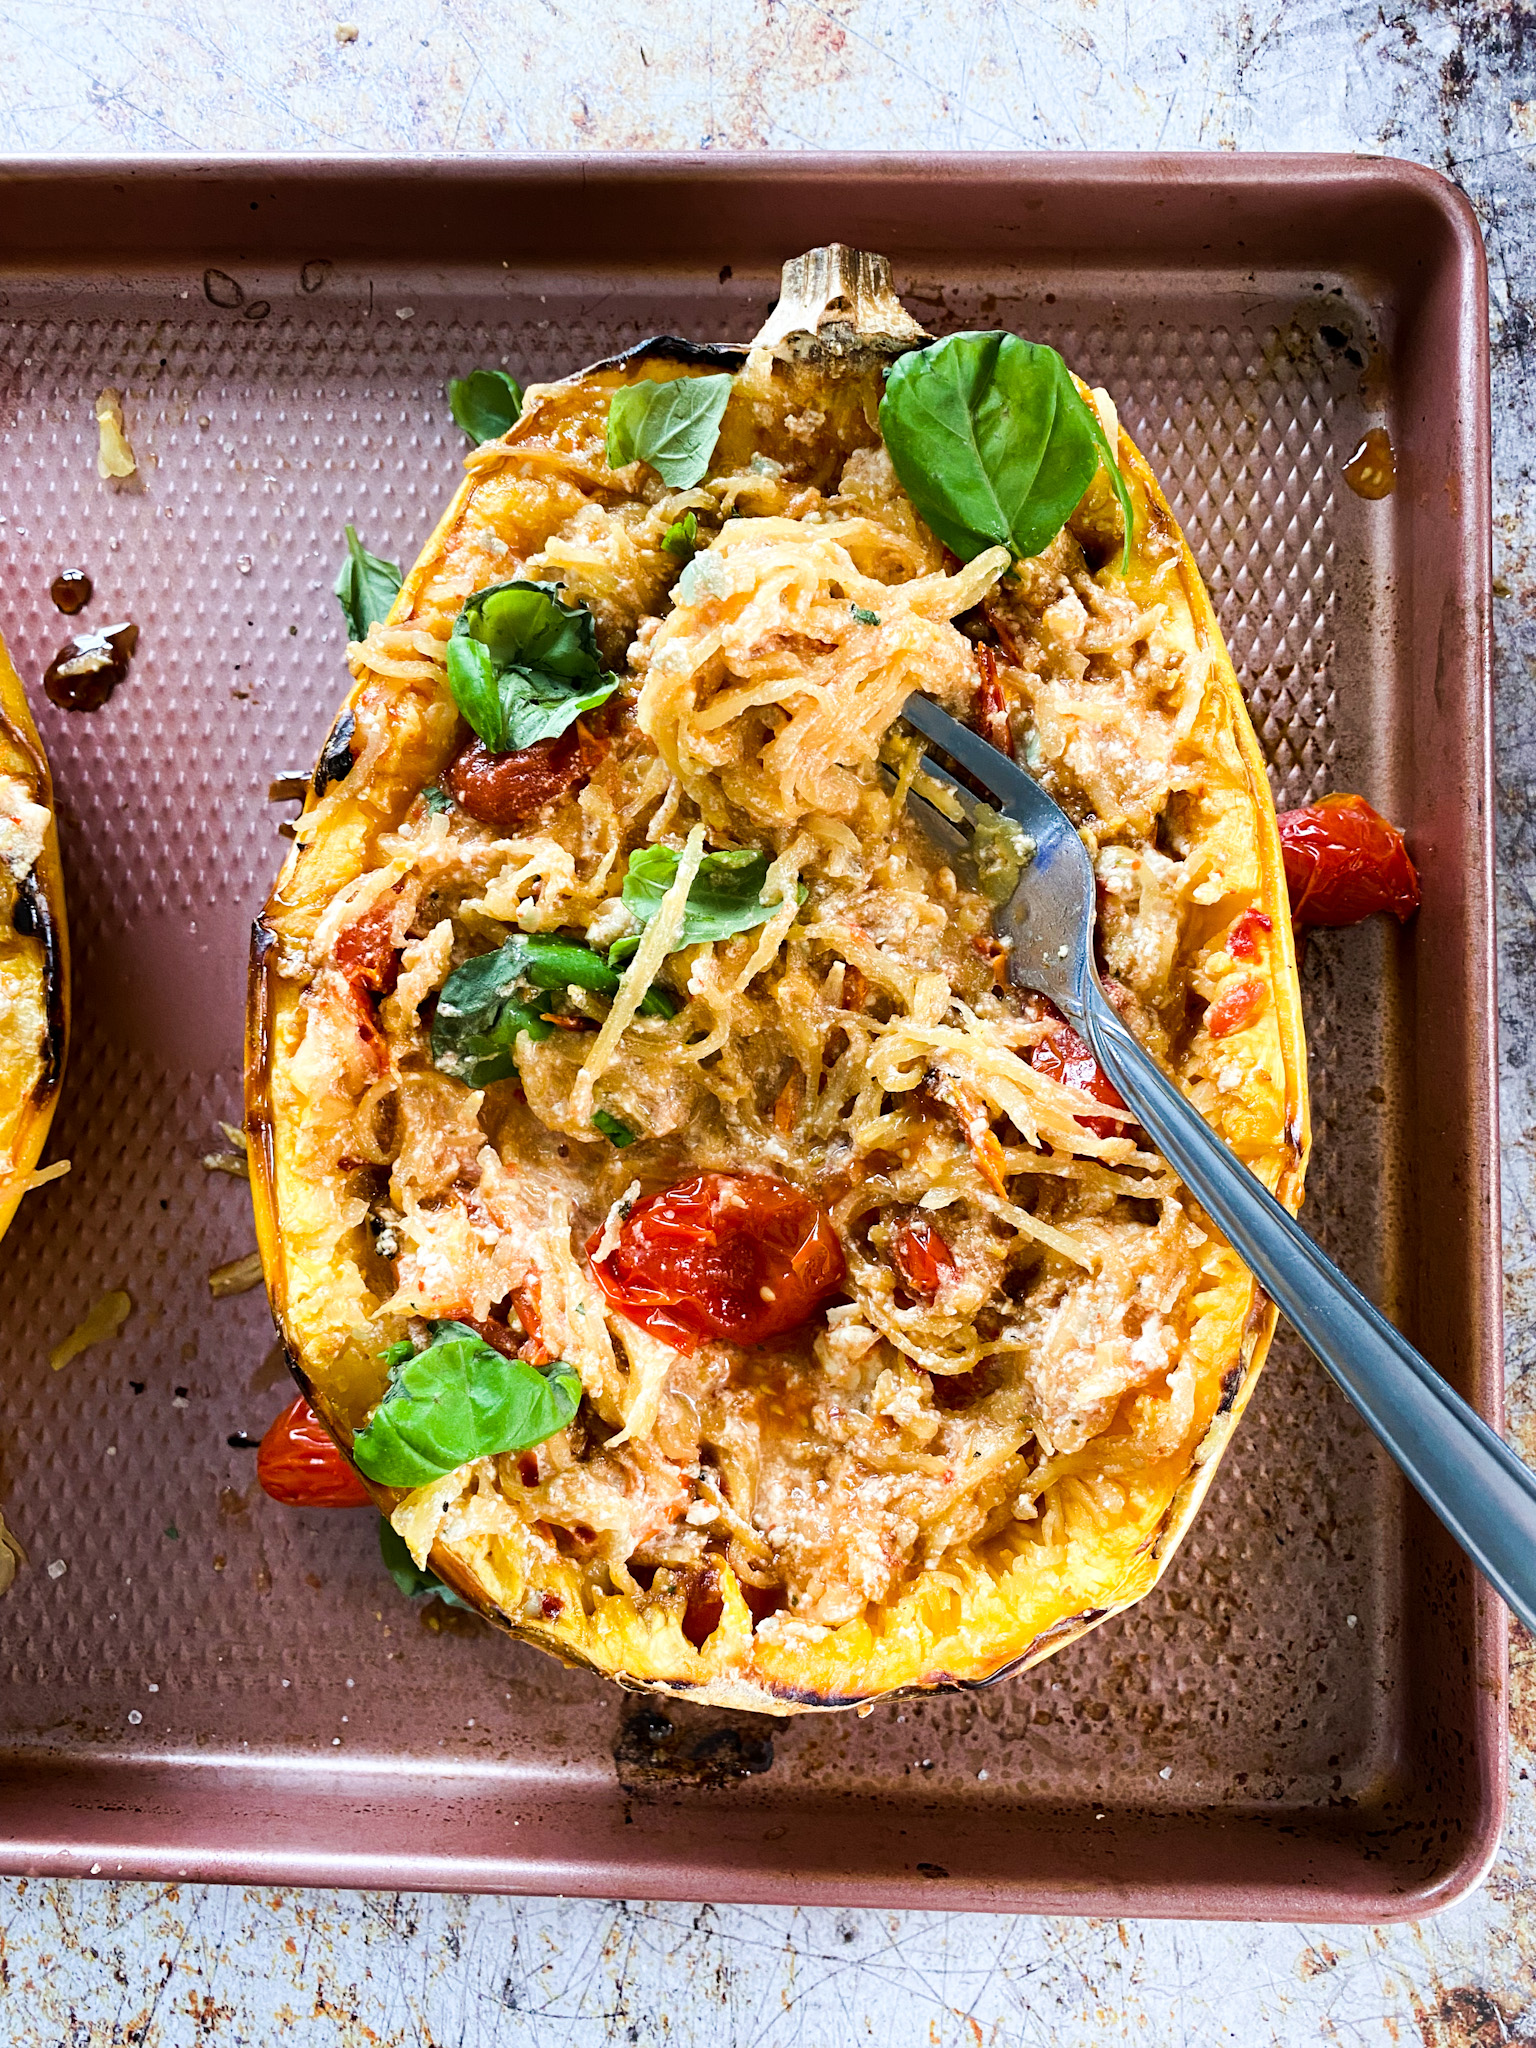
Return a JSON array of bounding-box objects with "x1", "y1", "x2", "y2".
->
[
  {"x1": 379, "y1": 1517, "x2": 476, "y2": 1610},
  {"x1": 617, "y1": 845, "x2": 806, "y2": 957},
  {"x1": 592, "y1": 1109, "x2": 637, "y2": 1147},
  {"x1": 447, "y1": 580, "x2": 619, "y2": 754},
  {"x1": 421, "y1": 783, "x2": 453, "y2": 814},
  {"x1": 334, "y1": 525, "x2": 403, "y2": 640},
  {"x1": 431, "y1": 934, "x2": 672, "y2": 1086},
  {"x1": 352, "y1": 1321, "x2": 582, "y2": 1489},
  {"x1": 663, "y1": 511, "x2": 698, "y2": 561},
  {"x1": 431, "y1": 940, "x2": 569, "y2": 1087},
  {"x1": 878, "y1": 332, "x2": 1134, "y2": 570},
  {"x1": 605, "y1": 375, "x2": 733, "y2": 489},
  {"x1": 850, "y1": 604, "x2": 880, "y2": 625},
  {"x1": 447, "y1": 368, "x2": 524, "y2": 445}
]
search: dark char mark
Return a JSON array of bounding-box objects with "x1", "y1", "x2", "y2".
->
[
  {"x1": 313, "y1": 708, "x2": 357, "y2": 796},
  {"x1": 614, "y1": 1706, "x2": 773, "y2": 1793},
  {"x1": 584, "y1": 334, "x2": 749, "y2": 376},
  {"x1": 13, "y1": 872, "x2": 64, "y2": 1099}
]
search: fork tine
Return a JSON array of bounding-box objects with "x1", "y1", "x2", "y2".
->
[
  {"x1": 878, "y1": 762, "x2": 975, "y2": 860},
  {"x1": 899, "y1": 690, "x2": 1063, "y2": 831}
]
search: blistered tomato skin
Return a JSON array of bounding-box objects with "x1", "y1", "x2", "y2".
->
[
  {"x1": 588, "y1": 1172, "x2": 847, "y2": 1349},
  {"x1": 1278, "y1": 794, "x2": 1420, "y2": 928},
  {"x1": 445, "y1": 731, "x2": 592, "y2": 832},
  {"x1": 891, "y1": 1217, "x2": 956, "y2": 1303},
  {"x1": 1028, "y1": 1011, "x2": 1130, "y2": 1140},
  {"x1": 334, "y1": 894, "x2": 401, "y2": 998},
  {"x1": 257, "y1": 1395, "x2": 372, "y2": 1508}
]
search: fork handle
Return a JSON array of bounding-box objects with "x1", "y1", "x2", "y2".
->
[{"x1": 1079, "y1": 988, "x2": 1533, "y2": 1631}]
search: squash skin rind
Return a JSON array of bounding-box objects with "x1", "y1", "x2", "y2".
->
[
  {"x1": 0, "y1": 632, "x2": 69, "y2": 1248},
  {"x1": 245, "y1": 344, "x2": 1309, "y2": 1716}
]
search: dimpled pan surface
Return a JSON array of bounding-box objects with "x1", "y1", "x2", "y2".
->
[{"x1": 0, "y1": 154, "x2": 1499, "y2": 1919}]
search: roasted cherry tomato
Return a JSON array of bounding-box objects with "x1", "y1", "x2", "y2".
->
[
  {"x1": 588, "y1": 1171, "x2": 846, "y2": 1349},
  {"x1": 1028, "y1": 1012, "x2": 1130, "y2": 1140},
  {"x1": 257, "y1": 1394, "x2": 371, "y2": 1508},
  {"x1": 891, "y1": 1217, "x2": 956, "y2": 1304},
  {"x1": 1277, "y1": 793, "x2": 1420, "y2": 928},
  {"x1": 444, "y1": 729, "x2": 595, "y2": 833},
  {"x1": 334, "y1": 892, "x2": 401, "y2": 998}
]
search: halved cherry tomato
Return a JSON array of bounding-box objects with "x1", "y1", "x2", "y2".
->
[
  {"x1": 891, "y1": 1217, "x2": 956, "y2": 1303},
  {"x1": 257, "y1": 1394, "x2": 371, "y2": 1508},
  {"x1": 1028, "y1": 1008, "x2": 1130, "y2": 1141},
  {"x1": 444, "y1": 726, "x2": 599, "y2": 833},
  {"x1": 334, "y1": 891, "x2": 402, "y2": 998},
  {"x1": 588, "y1": 1171, "x2": 846, "y2": 1349},
  {"x1": 1277, "y1": 794, "x2": 1420, "y2": 928}
]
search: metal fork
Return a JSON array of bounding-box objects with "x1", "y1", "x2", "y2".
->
[{"x1": 898, "y1": 689, "x2": 1536, "y2": 1633}]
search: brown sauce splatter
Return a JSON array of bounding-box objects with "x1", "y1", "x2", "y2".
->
[
  {"x1": 43, "y1": 621, "x2": 139, "y2": 711},
  {"x1": 1343, "y1": 427, "x2": 1396, "y2": 499},
  {"x1": 49, "y1": 569, "x2": 92, "y2": 614}
]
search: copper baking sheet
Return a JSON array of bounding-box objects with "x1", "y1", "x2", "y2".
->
[{"x1": 0, "y1": 154, "x2": 1500, "y2": 1918}]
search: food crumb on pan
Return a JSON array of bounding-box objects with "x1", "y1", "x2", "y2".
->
[
  {"x1": 93, "y1": 388, "x2": 137, "y2": 480},
  {"x1": 46, "y1": 1558, "x2": 66, "y2": 1579},
  {"x1": 334, "y1": 21, "x2": 359, "y2": 41},
  {"x1": 202, "y1": 1124, "x2": 250, "y2": 1178},
  {"x1": 49, "y1": 1288, "x2": 132, "y2": 1372},
  {"x1": 209, "y1": 1251, "x2": 265, "y2": 1299}
]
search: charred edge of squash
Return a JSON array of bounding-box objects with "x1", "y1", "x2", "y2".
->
[
  {"x1": 0, "y1": 695, "x2": 69, "y2": 1112},
  {"x1": 244, "y1": 917, "x2": 290, "y2": 1344},
  {"x1": 582, "y1": 334, "x2": 750, "y2": 377},
  {"x1": 13, "y1": 871, "x2": 64, "y2": 1103}
]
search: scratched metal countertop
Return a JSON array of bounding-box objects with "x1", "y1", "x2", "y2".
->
[{"x1": 2, "y1": 4, "x2": 1534, "y2": 2042}]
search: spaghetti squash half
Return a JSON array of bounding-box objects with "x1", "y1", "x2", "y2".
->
[
  {"x1": 0, "y1": 631, "x2": 67, "y2": 1246},
  {"x1": 248, "y1": 248, "x2": 1307, "y2": 1712}
]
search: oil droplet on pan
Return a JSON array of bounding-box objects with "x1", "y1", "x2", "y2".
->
[
  {"x1": 49, "y1": 569, "x2": 93, "y2": 614},
  {"x1": 1343, "y1": 427, "x2": 1396, "y2": 499},
  {"x1": 43, "y1": 620, "x2": 139, "y2": 711}
]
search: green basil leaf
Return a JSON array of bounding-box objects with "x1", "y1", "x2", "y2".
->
[
  {"x1": 431, "y1": 934, "x2": 672, "y2": 1087},
  {"x1": 878, "y1": 332, "x2": 1134, "y2": 571},
  {"x1": 850, "y1": 604, "x2": 880, "y2": 625},
  {"x1": 662, "y1": 510, "x2": 698, "y2": 562},
  {"x1": 614, "y1": 844, "x2": 804, "y2": 961},
  {"x1": 605, "y1": 374, "x2": 733, "y2": 488},
  {"x1": 447, "y1": 579, "x2": 619, "y2": 754},
  {"x1": 447, "y1": 368, "x2": 524, "y2": 445},
  {"x1": 592, "y1": 1108, "x2": 637, "y2": 1147},
  {"x1": 334, "y1": 525, "x2": 403, "y2": 641},
  {"x1": 353, "y1": 1321, "x2": 582, "y2": 1488},
  {"x1": 421, "y1": 783, "x2": 453, "y2": 814},
  {"x1": 378, "y1": 1518, "x2": 476, "y2": 1610}
]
